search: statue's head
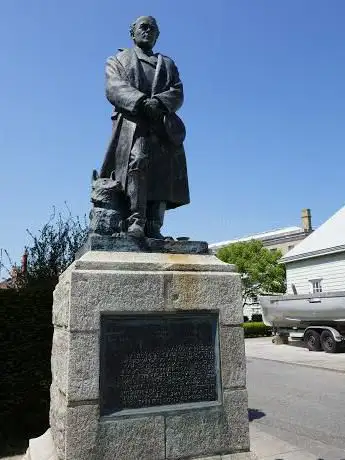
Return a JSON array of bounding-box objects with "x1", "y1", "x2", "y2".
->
[{"x1": 130, "y1": 16, "x2": 160, "y2": 51}]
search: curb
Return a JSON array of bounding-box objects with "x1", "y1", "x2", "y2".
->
[{"x1": 247, "y1": 355, "x2": 345, "y2": 374}]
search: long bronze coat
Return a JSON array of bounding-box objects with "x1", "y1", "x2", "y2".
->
[{"x1": 100, "y1": 47, "x2": 190, "y2": 210}]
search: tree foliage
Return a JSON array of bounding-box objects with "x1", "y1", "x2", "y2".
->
[
  {"x1": 216, "y1": 240, "x2": 286, "y2": 306},
  {"x1": 23, "y1": 206, "x2": 88, "y2": 287}
]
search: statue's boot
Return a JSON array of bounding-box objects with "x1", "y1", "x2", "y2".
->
[
  {"x1": 146, "y1": 201, "x2": 166, "y2": 239},
  {"x1": 126, "y1": 169, "x2": 147, "y2": 238}
]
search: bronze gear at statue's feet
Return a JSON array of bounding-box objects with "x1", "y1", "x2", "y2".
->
[
  {"x1": 126, "y1": 169, "x2": 147, "y2": 238},
  {"x1": 145, "y1": 201, "x2": 166, "y2": 239}
]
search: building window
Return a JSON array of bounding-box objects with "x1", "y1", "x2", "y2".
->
[{"x1": 309, "y1": 279, "x2": 322, "y2": 294}]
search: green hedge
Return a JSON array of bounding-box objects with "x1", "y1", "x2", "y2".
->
[
  {"x1": 0, "y1": 285, "x2": 53, "y2": 456},
  {"x1": 242, "y1": 321, "x2": 272, "y2": 338}
]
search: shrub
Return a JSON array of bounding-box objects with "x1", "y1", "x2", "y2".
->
[
  {"x1": 242, "y1": 321, "x2": 272, "y2": 338},
  {"x1": 251, "y1": 313, "x2": 263, "y2": 322},
  {"x1": 0, "y1": 285, "x2": 53, "y2": 456},
  {"x1": 243, "y1": 315, "x2": 249, "y2": 323},
  {"x1": 24, "y1": 208, "x2": 88, "y2": 287}
]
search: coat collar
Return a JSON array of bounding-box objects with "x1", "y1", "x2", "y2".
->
[
  {"x1": 152, "y1": 54, "x2": 165, "y2": 96},
  {"x1": 132, "y1": 47, "x2": 166, "y2": 96},
  {"x1": 117, "y1": 47, "x2": 167, "y2": 96},
  {"x1": 133, "y1": 46, "x2": 158, "y2": 66}
]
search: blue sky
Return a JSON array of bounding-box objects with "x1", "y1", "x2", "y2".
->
[{"x1": 1, "y1": 0, "x2": 345, "y2": 266}]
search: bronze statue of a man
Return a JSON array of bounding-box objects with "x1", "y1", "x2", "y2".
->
[{"x1": 100, "y1": 16, "x2": 190, "y2": 239}]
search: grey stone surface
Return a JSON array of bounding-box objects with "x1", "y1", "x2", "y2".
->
[
  {"x1": 67, "y1": 332, "x2": 99, "y2": 401},
  {"x1": 69, "y1": 270, "x2": 168, "y2": 331},
  {"x1": 194, "y1": 456, "x2": 222, "y2": 460},
  {"x1": 75, "y1": 251, "x2": 236, "y2": 273},
  {"x1": 51, "y1": 328, "x2": 68, "y2": 395},
  {"x1": 167, "y1": 272, "x2": 243, "y2": 325},
  {"x1": 52, "y1": 267, "x2": 73, "y2": 328},
  {"x1": 48, "y1": 250, "x2": 248, "y2": 459},
  {"x1": 220, "y1": 326, "x2": 246, "y2": 389},
  {"x1": 98, "y1": 416, "x2": 165, "y2": 460},
  {"x1": 67, "y1": 258, "x2": 241, "y2": 331},
  {"x1": 51, "y1": 329, "x2": 99, "y2": 401},
  {"x1": 49, "y1": 384, "x2": 66, "y2": 460},
  {"x1": 165, "y1": 389, "x2": 250, "y2": 459},
  {"x1": 76, "y1": 233, "x2": 209, "y2": 258},
  {"x1": 20, "y1": 442, "x2": 257, "y2": 460},
  {"x1": 65, "y1": 404, "x2": 99, "y2": 460}
]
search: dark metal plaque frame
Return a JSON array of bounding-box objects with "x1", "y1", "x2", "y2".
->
[{"x1": 100, "y1": 312, "x2": 220, "y2": 416}]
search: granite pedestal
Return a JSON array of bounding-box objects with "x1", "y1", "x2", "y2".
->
[{"x1": 25, "y1": 248, "x2": 255, "y2": 460}]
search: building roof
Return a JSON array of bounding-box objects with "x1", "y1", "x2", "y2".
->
[
  {"x1": 209, "y1": 226, "x2": 304, "y2": 251},
  {"x1": 281, "y1": 205, "x2": 345, "y2": 263}
]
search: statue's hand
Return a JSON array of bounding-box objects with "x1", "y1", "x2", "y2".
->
[{"x1": 142, "y1": 98, "x2": 164, "y2": 120}]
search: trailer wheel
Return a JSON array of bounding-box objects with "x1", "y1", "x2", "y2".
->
[
  {"x1": 304, "y1": 330, "x2": 322, "y2": 351},
  {"x1": 320, "y1": 330, "x2": 339, "y2": 353}
]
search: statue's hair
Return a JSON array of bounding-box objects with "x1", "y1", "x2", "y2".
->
[{"x1": 130, "y1": 16, "x2": 160, "y2": 38}]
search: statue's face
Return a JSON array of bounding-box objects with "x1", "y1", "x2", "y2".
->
[{"x1": 132, "y1": 17, "x2": 159, "y2": 50}]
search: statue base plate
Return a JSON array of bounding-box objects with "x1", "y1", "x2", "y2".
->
[{"x1": 75, "y1": 233, "x2": 209, "y2": 259}]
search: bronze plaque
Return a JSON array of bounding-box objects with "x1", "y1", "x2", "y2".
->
[{"x1": 100, "y1": 313, "x2": 219, "y2": 415}]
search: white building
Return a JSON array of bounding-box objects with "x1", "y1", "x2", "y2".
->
[
  {"x1": 209, "y1": 209, "x2": 313, "y2": 256},
  {"x1": 281, "y1": 205, "x2": 345, "y2": 296}
]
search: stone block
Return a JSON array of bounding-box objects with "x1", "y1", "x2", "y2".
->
[
  {"x1": 67, "y1": 331, "x2": 99, "y2": 401},
  {"x1": 98, "y1": 416, "x2": 165, "y2": 460},
  {"x1": 168, "y1": 272, "x2": 243, "y2": 325},
  {"x1": 49, "y1": 384, "x2": 66, "y2": 460},
  {"x1": 222, "y1": 389, "x2": 250, "y2": 452},
  {"x1": 165, "y1": 389, "x2": 250, "y2": 459},
  {"x1": 65, "y1": 404, "x2": 99, "y2": 460},
  {"x1": 52, "y1": 267, "x2": 73, "y2": 327},
  {"x1": 69, "y1": 270, "x2": 168, "y2": 331},
  {"x1": 75, "y1": 251, "x2": 236, "y2": 273},
  {"x1": 51, "y1": 329, "x2": 99, "y2": 402},
  {"x1": 51, "y1": 328, "x2": 68, "y2": 394},
  {"x1": 220, "y1": 326, "x2": 246, "y2": 389}
]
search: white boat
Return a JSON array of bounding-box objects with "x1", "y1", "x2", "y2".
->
[{"x1": 259, "y1": 291, "x2": 345, "y2": 329}]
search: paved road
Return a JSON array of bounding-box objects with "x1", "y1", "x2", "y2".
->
[
  {"x1": 245, "y1": 337, "x2": 345, "y2": 373},
  {"x1": 247, "y1": 357, "x2": 345, "y2": 460}
]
